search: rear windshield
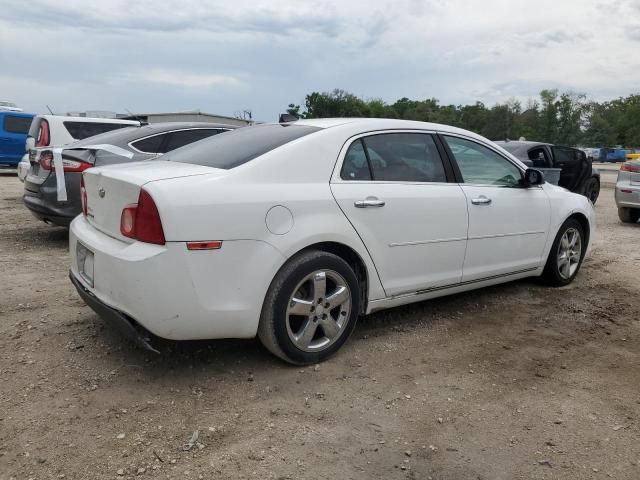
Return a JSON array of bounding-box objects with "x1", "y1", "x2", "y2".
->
[
  {"x1": 63, "y1": 121, "x2": 133, "y2": 140},
  {"x1": 3, "y1": 115, "x2": 32, "y2": 134},
  {"x1": 165, "y1": 124, "x2": 321, "y2": 169}
]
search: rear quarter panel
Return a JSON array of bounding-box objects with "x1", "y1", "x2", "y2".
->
[{"x1": 146, "y1": 129, "x2": 387, "y2": 301}]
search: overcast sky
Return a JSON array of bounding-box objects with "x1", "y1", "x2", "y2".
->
[{"x1": 1, "y1": 0, "x2": 639, "y2": 122}]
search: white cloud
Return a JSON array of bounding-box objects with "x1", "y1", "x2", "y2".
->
[
  {"x1": 138, "y1": 69, "x2": 242, "y2": 89},
  {"x1": 0, "y1": 0, "x2": 639, "y2": 119}
]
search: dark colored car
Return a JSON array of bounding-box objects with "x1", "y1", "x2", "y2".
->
[
  {"x1": 23, "y1": 122, "x2": 237, "y2": 226},
  {"x1": 496, "y1": 141, "x2": 600, "y2": 204},
  {"x1": 0, "y1": 111, "x2": 34, "y2": 168}
]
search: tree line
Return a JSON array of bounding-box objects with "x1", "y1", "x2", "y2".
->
[{"x1": 286, "y1": 89, "x2": 640, "y2": 147}]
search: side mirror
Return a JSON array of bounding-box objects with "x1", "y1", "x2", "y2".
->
[
  {"x1": 25, "y1": 136, "x2": 35, "y2": 152},
  {"x1": 523, "y1": 168, "x2": 545, "y2": 187}
]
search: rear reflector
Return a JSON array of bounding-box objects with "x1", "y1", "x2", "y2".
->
[
  {"x1": 120, "y1": 205, "x2": 137, "y2": 238},
  {"x1": 80, "y1": 175, "x2": 88, "y2": 216},
  {"x1": 186, "y1": 241, "x2": 223, "y2": 250}
]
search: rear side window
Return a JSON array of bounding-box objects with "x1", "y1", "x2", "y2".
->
[
  {"x1": 63, "y1": 121, "x2": 132, "y2": 140},
  {"x1": 166, "y1": 124, "x2": 321, "y2": 169},
  {"x1": 161, "y1": 129, "x2": 224, "y2": 153},
  {"x1": 341, "y1": 133, "x2": 447, "y2": 182},
  {"x1": 3, "y1": 115, "x2": 32, "y2": 134},
  {"x1": 131, "y1": 134, "x2": 166, "y2": 154}
]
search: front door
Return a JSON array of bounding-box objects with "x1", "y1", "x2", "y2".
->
[
  {"x1": 442, "y1": 135, "x2": 551, "y2": 282},
  {"x1": 331, "y1": 132, "x2": 469, "y2": 297}
]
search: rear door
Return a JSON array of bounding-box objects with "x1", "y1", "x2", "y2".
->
[
  {"x1": 331, "y1": 131, "x2": 468, "y2": 297},
  {"x1": 442, "y1": 135, "x2": 551, "y2": 282},
  {"x1": 552, "y1": 146, "x2": 589, "y2": 191}
]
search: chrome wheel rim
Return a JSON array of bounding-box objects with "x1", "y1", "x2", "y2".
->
[
  {"x1": 285, "y1": 270, "x2": 352, "y2": 352},
  {"x1": 557, "y1": 227, "x2": 582, "y2": 280}
]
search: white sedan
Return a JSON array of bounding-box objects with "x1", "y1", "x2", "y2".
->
[{"x1": 69, "y1": 118, "x2": 595, "y2": 364}]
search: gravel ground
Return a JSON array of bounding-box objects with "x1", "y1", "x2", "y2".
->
[{"x1": 0, "y1": 171, "x2": 638, "y2": 480}]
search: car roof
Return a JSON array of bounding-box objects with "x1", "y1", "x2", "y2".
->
[
  {"x1": 68, "y1": 122, "x2": 238, "y2": 148},
  {"x1": 0, "y1": 111, "x2": 34, "y2": 118},
  {"x1": 35, "y1": 114, "x2": 139, "y2": 125},
  {"x1": 288, "y1": 118, "x2": 498, "y2": 144}
]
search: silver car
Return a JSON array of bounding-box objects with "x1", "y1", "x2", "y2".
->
[{"x1": 615, "y1": 160, "x2": 640, "y2": 223}]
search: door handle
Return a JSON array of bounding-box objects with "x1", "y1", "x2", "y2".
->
[
  {"x1": 354, "y1": 197, "x2": 385, "y2": 208},
  {"x1": 471, "y1": 196, "x2": 492, "y2": 205}
]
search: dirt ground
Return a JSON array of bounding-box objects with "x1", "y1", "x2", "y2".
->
[{"x1": 1, "y1": 171, "x2": 638, "y2": 480}]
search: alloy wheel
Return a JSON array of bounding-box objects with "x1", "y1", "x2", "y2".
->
[
  {"x1": 285, "y1": 270, "x2": 352, "y2": 352},
  {"x1": 557, "y1": 227, "x2": 582, "y2": 280}
]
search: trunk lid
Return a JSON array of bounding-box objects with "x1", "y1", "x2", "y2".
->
[{"x1": 83, "y1": 160, "x2": 224, "y2": 241}]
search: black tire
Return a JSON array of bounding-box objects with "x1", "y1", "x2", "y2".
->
[
  {"x1": 583, "y1": 177, "x2": 600, "y2": 204},
  {"x1": 257, "y1": 250, "x2": 360, "y2": 365},
  {"x1": 541, "y1": 218, "x2": 586, "y2": 287},
  {"x1": 618, "y1": 207, "x2": 640, "y2": 224}
]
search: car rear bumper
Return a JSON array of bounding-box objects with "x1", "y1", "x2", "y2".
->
[
  {"x1": 70, "y1": 271, "x2": 160, "y2": 353},
  {"x1": 615, "y1": 183, "x2": 640, "y2": 209},
  {"x1": 69, "y1": 215, "x2": 286, "y2": 342},
  {"x1": 23, "y1": 172, "x2": 82, "y2": 226}
]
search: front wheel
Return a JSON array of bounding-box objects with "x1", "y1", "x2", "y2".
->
[
  {"x1": 542, "y1": 219, "x2": 585, "y2": 286},
  {"x1": 258, "y1": 250, "x2": 360, "y2": 365}
]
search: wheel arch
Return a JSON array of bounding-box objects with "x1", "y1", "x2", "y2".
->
[
  {"x1": 267, "y1": 241, "x2": 371, "y2": 315},
  {"x1": 567, "y1": 212, "x2": 591, "y2": 250},
  {"x1": 295, "y1": 241, "x2": 369, "y2": 315}
]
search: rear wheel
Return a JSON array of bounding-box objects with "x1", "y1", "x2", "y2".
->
[
  {"x1": 583, "y1": 177, "x2": 600, "y2": 204},
  {"x1": 618, "y1": 207, "x2": 640, "y2": 224},
  {"x1": 258, "y1": 250, "x2": 360, "y2": 365},
  {"x1": 542, "y1": 218, "x2": 585, "y2": 286}
]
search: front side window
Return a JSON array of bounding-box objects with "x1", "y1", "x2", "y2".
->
[
  {"x1": 445, "y1": 136, "x2": 521, "y2": 186},
  {"x1": 341, "y1": 133, "x2": 447, "y2": 182}
]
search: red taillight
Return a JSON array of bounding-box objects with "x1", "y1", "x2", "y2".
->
[
  {"x1": 39, "y1": 152, "x2": 53, "y2": 170},
  {"x1": 80, "y1": 175, "x2": 88, "y2": 216},
  {"x1": 36, "y1": 119, "x2": 50, "y2": 147},
  {"x1": 119, "y1": 189, "x2": 165, "y2": 245},
  {"x1": 39, "y1": 152, "x2": 92, "y2": 172},
  {"x1": 620, "y1": 162, "x2": 640, "y2": 173}
]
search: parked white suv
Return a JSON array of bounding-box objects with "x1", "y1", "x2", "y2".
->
[{"x1": 17, "y1": 115, "x2": 139, "y2": 181}]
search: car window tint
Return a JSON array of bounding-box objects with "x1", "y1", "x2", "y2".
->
[
  {"x1": 131, "y1": 133, "x2": 167, "y2": 153},
  {"x1": 445, "y1": 136, "x2": 521, "y2": 186},
  {"x1": 363, "y1": 133, "x2": 446, "y2": 182},
  {"x1": 63, "y1": 122, "x2": 132, "y2": 140},
  {"x1": 160, "y1": 129, "x2": 223, "y2": 153},
  {"x1": 3, "y1": 115, "x2": 32, "y2": 134},
  {"x1": 552, "y1": 146, "x2": 580, "y2": 165},
  {"x1": 341, "y1": 139, "x2": 372, "y2": 180},
  {"x1": 166, "y1": 124, "x2": 321, "y2": 169}
]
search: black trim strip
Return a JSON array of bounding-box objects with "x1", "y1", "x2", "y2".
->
[
  {"x1": 433, "y1": 133, "x2": 458, "y2": 183},
  {"x1": 390, "y1": 267, "x2": 538, "y2": 300}
]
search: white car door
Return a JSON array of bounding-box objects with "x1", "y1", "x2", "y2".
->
[
  {"x1": 442, "y1": 135, "x2": 551, "y2": 282},
  {"x1": 331, "y1": 132, "x2": 469, "y2": 297}
]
